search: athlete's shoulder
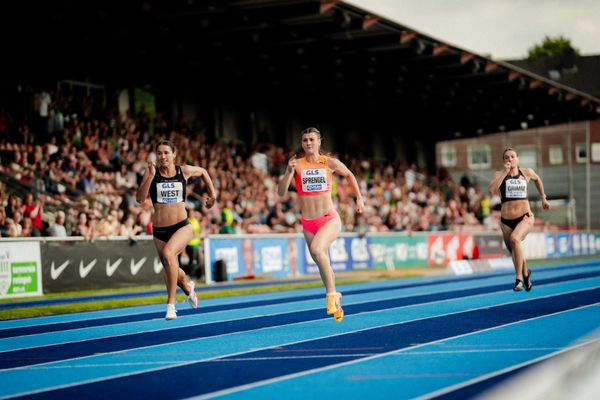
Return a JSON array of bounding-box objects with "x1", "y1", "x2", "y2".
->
[{"x1": 522, "y1": 167, "x2": 539, "y2": 180}]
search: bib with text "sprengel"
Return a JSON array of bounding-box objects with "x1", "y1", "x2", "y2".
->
[
  {"x1": 504, "y1": 178, "x2": 528, "y2": 199},
  {"x1": 156, "y1": 181, "x2": 184, "y2": 204},
  {"x1": 301, "y1": 168, "x2": 328, "y2": 193}
]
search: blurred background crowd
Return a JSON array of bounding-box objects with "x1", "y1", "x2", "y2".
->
[{"x1": 0, "y1": 87, "x2": 503, "y2": 241}]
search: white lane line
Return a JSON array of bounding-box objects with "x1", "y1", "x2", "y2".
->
[
  {"x1": 413, "y1": 337, "x2": 600, "y2": 400},
  {"x1": 193, "y1": 301, "x2": 600, "y2": 400},
  {"x1": 4, "y1": 286, "x2": 600, "y2": 399},
  {"x1": 4, "y1": 260, "x2": 596, "y2": 331},
  {"x1": 6, "y1": 272, "x2": 600, "y2": 351}
]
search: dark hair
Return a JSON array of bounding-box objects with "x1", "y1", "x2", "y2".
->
[{"x1": 155, "y1": 140, "x2": 176, "y2": 153}]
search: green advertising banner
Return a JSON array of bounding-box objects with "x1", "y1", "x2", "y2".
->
[
  {"x1": 596, "y1": 233, "x2": 600, "y2": 255},
  {"x1": 0, "y1": 242, "x2": 43, "y2": 298},
  {"x1": 369, "y1": 235, "x2": 429, "y2": 269}
]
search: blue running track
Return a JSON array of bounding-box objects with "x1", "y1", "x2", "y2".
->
[{"x1": 1, "y1": 259, "x2": 599, "y2": 399}]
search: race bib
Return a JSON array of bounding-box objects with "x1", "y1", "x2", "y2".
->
[
  {"x1": 301, "y1": 168, "x2": 327, "y2": 193},
  {"x1": 505, "y1": 178, "x2": 527, "y2": 199},
  {"x1": 156, "y1": 181, "x2": 184, "y2": 203}
]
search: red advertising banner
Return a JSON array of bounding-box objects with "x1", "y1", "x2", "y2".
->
[{"x1": 428, "y1": 234, "x2": 476, "y2": 265}]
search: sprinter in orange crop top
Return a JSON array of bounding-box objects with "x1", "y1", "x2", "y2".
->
[
  {"x1": 278, "y1": 127, "x2": 364, "y2": 322},
  {"x1": 489, "y1": 147, "x2": 550, "y2": 292}
]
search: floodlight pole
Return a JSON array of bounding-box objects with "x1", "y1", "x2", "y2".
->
[
  {"x1": 586, "y1": 120, "x2": 591, "y2": 231},
  {"x1": 567, "y1": 124, "x2": 574, "y2": 208}
]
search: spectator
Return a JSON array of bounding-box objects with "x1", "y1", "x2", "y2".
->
[
  {"x1": 72, "y1": 211, "x2": 90, "y2": 237},
  {"x1": 46, "y1": 211, "x2": 68, "y2": 237}
]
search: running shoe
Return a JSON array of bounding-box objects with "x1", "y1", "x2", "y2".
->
[
  {"x1": 187, "y1": 279, "x2": 199, "y2": 309},
  {"x1": 513, "y1": 279, "x2": 523, "y2": 292},
  {"x1": 326, "y1": 292, "x2": 344, "y2": 322},
  {"x1": 165, "y1": 303, "x2": 177, "y2": 320},
  {"x1": 524, "y1": 270, "x2": 533, "y2": 291},
  {"x1": 333, "y1": 307, "x2": 344, "y2": 323}
]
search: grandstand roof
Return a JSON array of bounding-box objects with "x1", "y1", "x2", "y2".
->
[{"x1": 4, "y1": 0, "x2": 600, "y2": 140}]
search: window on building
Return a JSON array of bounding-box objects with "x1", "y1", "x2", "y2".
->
[
  {"x1": 575, "y1": 143, "x2": 587, "y2": 163},
  {"x1": 467, "y1": 144, "x2": 491, "y2": 170},
  {"x1": 591, "y1": 143, "x2": 600, "y2": 162},
  {"x1": 518, "y1": 146, "x2": 537, "y2": 169},
  {"x1": 549, "y1": 145, "x2": 563, "y2": 165},
  {"x1": 440, "y1": 144, "x2": 457, "y2": 167}
]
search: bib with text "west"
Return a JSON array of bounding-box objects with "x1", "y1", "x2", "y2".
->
[{"x1": 156, "y1": 181, "x2": 184, "y2": 204}]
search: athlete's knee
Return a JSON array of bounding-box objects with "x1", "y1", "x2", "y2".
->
[
  {"x1": 309, "y1": 243, "x2": 328, "y2": 263},
  {"x1": 509, "y1": 234, "x2": 521, "y2": 248},
  {"x1": 161, "y1": 245, "x2": 178, "y2": 263}
]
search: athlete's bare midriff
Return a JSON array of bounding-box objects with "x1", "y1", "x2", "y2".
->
[
  {"x1": 298, "y1": 192, "x2": 334, "y2": 219},
  {"x1": 152, "y1": 203, "x2": 188, "y2": 227},
  {"x1": 501, "y1": 198, "x2": 531, "y2": 220}
]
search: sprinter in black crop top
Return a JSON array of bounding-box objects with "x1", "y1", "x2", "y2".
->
[
  {"x1": 149, "y1": 165, "x2": 187, "y2": 205},
  {"x1": 499, "y1": 168, "x2": 528, "y2": 203},
  {"x1": 489, "y1": 147, "x2": 550, "y2": 292},
  {"x1": 137, "y1": 139, "x2": 217, "y2": 320}
]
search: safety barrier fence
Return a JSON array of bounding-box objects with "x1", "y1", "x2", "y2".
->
[{"x1": 0, "y1": 231, "x2": 598, "y2": 298}]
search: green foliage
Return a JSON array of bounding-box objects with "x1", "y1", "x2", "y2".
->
[{"x1": 528, "y1": 35, "x2": 580, "y2": 59}]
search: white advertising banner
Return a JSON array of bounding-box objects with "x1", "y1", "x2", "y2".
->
[{"x1": 0, "y1": 241, "x2": 43, "y2": 298}]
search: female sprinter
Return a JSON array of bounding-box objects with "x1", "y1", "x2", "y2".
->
[
  {"x1": 278, "y1": 127, "x2": 364, "y2": 322},
  {"x1": 137, "y1": 140, "x2": 217, "y2": 320},
  {"x1": 489, "y1": 147, "x2": 550, "y2": 291}
]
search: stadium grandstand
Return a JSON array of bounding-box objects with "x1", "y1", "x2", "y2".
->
[
  {"x1": 2, "y1": 2, "x2": 600, "y2": 399},
  {"x1": 1, "y1": 0, "x2": 599, "y2": 239}
]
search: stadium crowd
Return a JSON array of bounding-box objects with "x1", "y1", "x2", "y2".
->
[{"x1": 0, "y1": 87, "x2": 502, "y2": 240}]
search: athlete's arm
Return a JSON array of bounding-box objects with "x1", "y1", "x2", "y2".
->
[
  {"x1": 329, "y1": 157, "x2": 364, "y2": 214},
  {"x1": 489, "y1": 160, "x2": 512, "y2": 195},
  {"x1": 526, "y1": 168, "x2": 551, "y2": 210},
  {"x1": 277, "y1": 155, "x2": 297, "y2": 197},
  {"x1": 136, "y1": 161, "x2": 155, "y2": 204},
  {"x1": 182, "y1": 165, "x2": 218, "y2": 209}
]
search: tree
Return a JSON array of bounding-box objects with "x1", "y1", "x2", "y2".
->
[{"x1": 527, "y1": 35, "x2": 580, "y2": 60}]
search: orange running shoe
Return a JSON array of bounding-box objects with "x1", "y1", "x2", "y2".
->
[
  {"x1": 333, "y1": 307, "x2": 344, "y2": 323},
  {"x1": 326, "y1": 292, "x2": 343, "y2": 322}
]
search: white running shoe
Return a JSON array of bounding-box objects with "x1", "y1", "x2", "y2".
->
[
  {"x1": 513, "y1": 279, "x2": 524, "y2": 292},
  {"x1": 165, "y1": 303, "x2": 177, "y2": 320},
  {"x1": 187, "y1": 280, "x2": 198, "y2": 309}
]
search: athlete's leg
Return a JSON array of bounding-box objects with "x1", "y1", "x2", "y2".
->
[
  {"x1": 303, "y1": 216, "x2": 341, "y2": 294},
  {"x1": 154, "y1": 225, "x2": 193, "y2": 305},
  {"x1": 500, "y1": 224, "x2": 516, "y2": 273},
  {"x1": 508, "y1": 215, "x2": 534, "y2": 281}
]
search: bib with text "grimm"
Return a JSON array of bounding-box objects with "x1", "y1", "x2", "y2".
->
[{"x1": 504, "y1": 178, "x2": 528, "y2": 199}]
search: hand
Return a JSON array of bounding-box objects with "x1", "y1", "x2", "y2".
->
[
  {"x1": 203, "y1": 193, "x2": 216, "y2": 209},
  {"x1": 355, "y1": 196, "x2": 365, "y2": 214},
  {"x1": 146, "y1": 161, "x2": 156, "y2": 176},
  {"x1": 503, "y1": 161, "x2": 511, "y2": 173},
  {"x1": 542, "y1": 198, "x2": 551, "y2": 210},
  {"x1": 286, "y1": 155, "x2": 298, "y2": 174}
]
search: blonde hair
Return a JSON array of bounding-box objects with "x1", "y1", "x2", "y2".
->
[
  {"x1": 301, "y1": 127, "x2": 321, "y2": 138},
  {"x1": 502, "y1": 147, "x2": 517, "y2": 159}
]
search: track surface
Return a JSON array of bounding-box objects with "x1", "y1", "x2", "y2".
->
[{"x1": 1, "y1": 260, "x2": 599, "y2": 399}]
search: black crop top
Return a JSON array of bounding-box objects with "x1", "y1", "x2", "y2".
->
[
  {"x1": 500, "y1": 169, "x2": 528, "y2": 203},
  {"x1": 149, "y1": 165, "x2": 187, "y2": 205}
]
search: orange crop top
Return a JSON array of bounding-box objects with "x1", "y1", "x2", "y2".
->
[{"x1": 294, "y1": 155, "x2": 333, "y2": 196}]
